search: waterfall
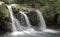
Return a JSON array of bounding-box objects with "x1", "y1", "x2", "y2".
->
[
  {"x1": 7, "y1": 5, "x2": 46, "y2": 32},
  {"x1": 19, "y1": 10, "x2": 36, "y2": 32},
  {"x1": 7, "y1": 5, "x2": 17, "y2": 31},
  {"x1": 7, "y1": 5, "x2": 33, "y2": 32},
  {"x1": 7, "y1": 5, "x2": 23, "y2": 31},
  {"x1": 6, "y1": 5, "x2": 59, "y2": 37},
  {"x1": 35, "y1": 9, "x2": 60, "y2": 33},
  {"x1": 35, "y1": 9, "x2": 46, "y2": 30},
  {"x1": 19, "y1": 10, "x2": 31, "y2": 27}
]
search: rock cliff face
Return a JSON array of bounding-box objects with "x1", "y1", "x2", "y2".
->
[
  {"x1": 0, "y1": 1, "x2": 12, "y2": 35},
  {"x1": 27, "y1": 11, "x2": 39, "y2": 26}
]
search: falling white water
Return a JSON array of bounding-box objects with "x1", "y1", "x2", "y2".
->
[
  {"x1": 43, "y1": 29, "x2": 59, "y2": 33},
  {"x1": 7, "y1": 5, "x2": 17, "y2": 31},
  {"x1": 19, "y1": 10, "x2": 31, "y2": 27},
  {"x1": 7, "y1": 5, "x2": 22, "y2": 31},
  {"x1": 35, "y1": 9, "x2": 46, "y2": 30}
]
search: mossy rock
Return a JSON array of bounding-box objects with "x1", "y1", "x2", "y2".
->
[
  {"x1": 0, "y1": 2, "x2": 9, "y2": 19},
  {"x1": 12, "y1": 4, "x2": 30, "y2": 13},
  {"x1": 12, "y1": 4, "x2": 20, "y2": 13}
]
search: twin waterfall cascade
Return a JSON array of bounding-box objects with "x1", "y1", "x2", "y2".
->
[
  {"x1": 6, "y1": 5, "x2": 59, "y2": 37},
  {"x1": 7, "y1": 5, "x2": 27, "y2": 31}
]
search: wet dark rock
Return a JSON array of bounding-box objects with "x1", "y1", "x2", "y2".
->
[
  {"x1": 27, "y1": 11, "x2": 39, "y2": 26},
  {"x1": 0, "y1": 13, "x2": 4, "y2": 20},
  {"x1": 31, "y1": 3, "x2": 35, "y2": 8},
  {"x1": 45, "y1": 13, "x2": 60, "y2": 29},
  {"x1": 53, "y1": 13, "x2": 59, "y2": 23},
  {"x1": 0, "y1": 20, "x2": 12, "y2": 35}
]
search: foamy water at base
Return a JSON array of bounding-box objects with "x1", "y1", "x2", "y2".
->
[{"x1": 2, "y1": 29, "x2": 60, "y2": 37}]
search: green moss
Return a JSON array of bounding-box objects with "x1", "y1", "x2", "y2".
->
[
  {"x1": 13, "y1": 4, "x2": 20, "y2": 11},
  {"x1": 0, "y1": 5, "x2": 9, "y2": 19},
  {"x1": 12, "y1": 4, "x2": 30, "y2": 13},
  {"x1": 3, "y1": 0, "x2": 15, "y2": 4}
]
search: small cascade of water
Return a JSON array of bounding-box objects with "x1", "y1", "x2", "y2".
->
[
  {"x1": 19, "y1": 10, "x2": 31, "y2": 27},
  {"x1": 19, "y1": 10, "x2": 36, "y2": 32},
  {"x1": 35, "y1": 9, "x2": 60, "y2": 33},
  {"x1": 35, "y1": 9, "x2": 46, "y2": 30},
  {"x1": 7, "y1": 5, "x2": 17, "y2": 31},
  {"x1": 7, "y1": 5, "x2": 24, "y2": 31}
]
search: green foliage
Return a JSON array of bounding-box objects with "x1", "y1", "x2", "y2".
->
[
  {"x1": 3, "y1": 0, "x2": 16, "y2": 4},
  {"x1": 55, "y1": 0, "x2": 60, "y2": 14},
  {"x1": 37, "y1": 0, "x2": 47, "y2": 6},
  {"x1": 16, "y1": 0, "x2": 24, "y2": 3}
]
